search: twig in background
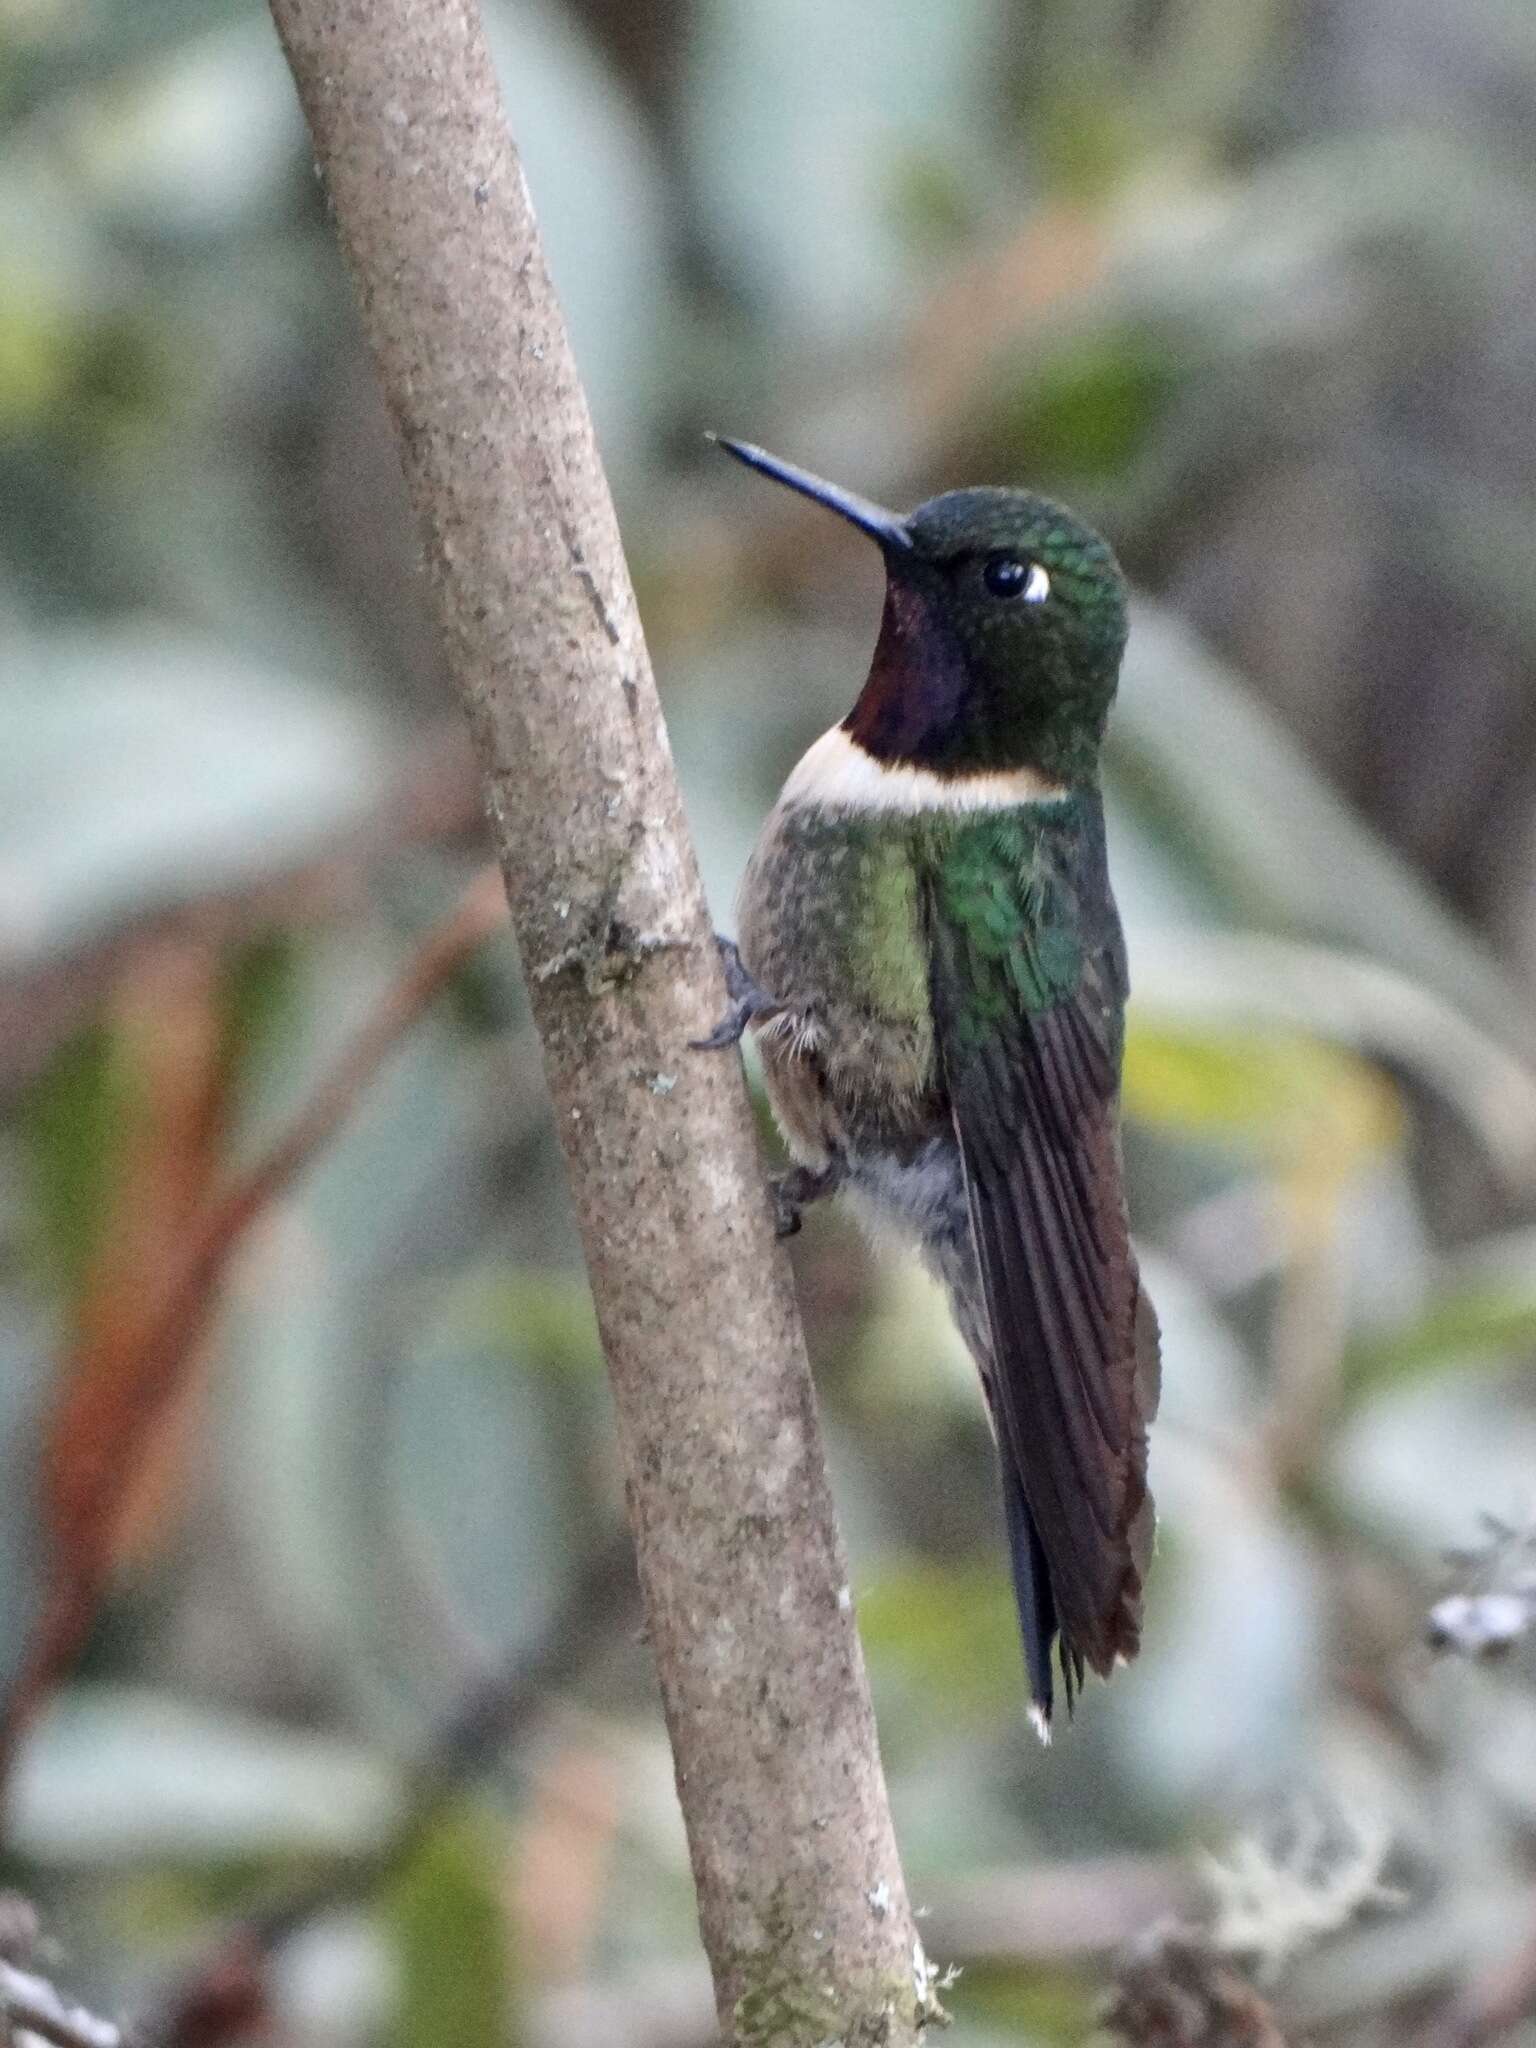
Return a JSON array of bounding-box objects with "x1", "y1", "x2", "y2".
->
[
  {"x1": 1104, "y1": 1928, "x2": 1292, "y2": 2048},
  {"x1": 0, "y1": 1916, "x2": 124, "y2": 2048},
  {"x1": 0, "y1": 867, "x2": 511, "y2": 1790},
  {"x1": 2, "y1": 1959, "x2": 125, "y2": 2048},
  {"x1": 371, "y1": 1530, "x2": 639, "y2": 1891},
  {"x1": 145, "y1": 1528, "x2": 637, "y2": 2048},
  {"x1": 918, "y1": 1855, "x2": 1194, "y2": 1970},
  {"x1": 1427, "y1": 1513, "x2": 1536, "y2": 1659},
  {"x1": 0, "y1": 721, "x2": 484, "y2": 1096},
  {"x1": 512, "y1": 1739, "x2": 623, "y2": 1987}
]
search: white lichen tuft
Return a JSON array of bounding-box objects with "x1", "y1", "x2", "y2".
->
[
  {"x1": 866, "y1": 1880, "x2": 891, "y2": 1919},
  {"x1": 1428, "y1": 1590, "x2": 1531, "y2": 1655},
  {"x1": 912, "y1": 1938, "x2": 942, "y2": 2010},
  {"x1": 1201, "y1": 1802, "x2": 1404, "y2": 1982},
  {"x1": 1428, "y1": 1512, "x2": 1536, "y2": 1657},
  {"x1": 1105, "y1": 1801, "x2": 1403, "y2": 2045}
]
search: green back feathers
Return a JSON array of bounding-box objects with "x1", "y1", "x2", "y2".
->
[{"x1": 922, "y1": 801, "x2": 1100, "y2": 1054}]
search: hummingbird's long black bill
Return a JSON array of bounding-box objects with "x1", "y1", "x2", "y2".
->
[{"x1": 709, "y1": 435, "x2": 913, "y2": 552}]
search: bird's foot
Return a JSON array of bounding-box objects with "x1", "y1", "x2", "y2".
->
[
  {"x1": 690, "y1": 936, "x2": 780, "y2": 1050},
  {"x1": 769, "y1": 1159, "x2": 844, "y2": 1238}
]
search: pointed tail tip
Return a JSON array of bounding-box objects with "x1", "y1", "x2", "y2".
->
[{"x1": 1027, "y1": 1702, "x2": 1053, "y2": 1748}]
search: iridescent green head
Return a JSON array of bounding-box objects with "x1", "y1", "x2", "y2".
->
[{"x1": 715, "y1": 438, "x2": 1128, "y2": 785}]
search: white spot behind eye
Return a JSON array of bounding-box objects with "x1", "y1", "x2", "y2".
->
[{"x1": 1024, "y1": 562, "x2": 1050, "y2": 604}]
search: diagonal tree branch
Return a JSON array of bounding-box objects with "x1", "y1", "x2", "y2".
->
[
  {"x1": 146, "y1": 1526, "x2": 639, "y2": 2048},
  {"x1": 0, "y1": 867, "x2": 511, "y2": 1791},
  {"x1": 264, "y1": 2, "x2": 935, "y2": 2041},
  {"x1": 1, "y1": 1957, "x2": 124, "y2": 2048}
]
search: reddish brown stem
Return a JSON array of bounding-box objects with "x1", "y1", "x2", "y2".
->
[{"x1": 1, "y1": 868, "x2": 509, "y2": 1784}]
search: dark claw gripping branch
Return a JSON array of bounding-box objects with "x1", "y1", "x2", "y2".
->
[{"x1": 698, "y1": 437, "x2": 1162, "y2": 1737}]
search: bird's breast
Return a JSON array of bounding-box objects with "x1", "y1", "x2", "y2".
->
[{"x1": 737, "y1": 796, "x2": 939, "y2": 1164}]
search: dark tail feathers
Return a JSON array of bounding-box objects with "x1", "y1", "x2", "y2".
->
[{"x1": 1001, "y1": 1464, "x2": 1084, "y2": 1740}]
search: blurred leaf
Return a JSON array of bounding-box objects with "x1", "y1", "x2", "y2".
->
[
  {"x1": 0, "y1": 1302, "x2": 50, "y2": 1707},
  {"x1": 1111, "y1": 603, "x2": 1536, "y2": 1066},
  {"x1": 86, "y1": 442, "x2": 377, "y2": 679},
  {"x1": 19, "y1": 1020, "x2": 128, "y2": 1298},
  {"x1": 458, "y1": 1267, "x2": 604, "y2": 1383},
  {"x1": 1024, "y1": 0, "x2": 1282, "y2": 188},
  {"x1": 1127, "y1": 928, "x2": 1536, "y2": 1194},
  {"x1": 886, "y1": 147, "x2": 981, "y2": 254},
  {"x1": 1102, "y1": 1257, "x2": 1323, "y2": 1810},
  {"x1": 1125, "y1": 1013, "x2": 1403, "y2": 1326},
  {"x1": 384, "y1": 1805, "x2": 519, "y2": 2048},
  {"x1": 10, "y1": 1684, "x2": 398, "y2": 1863},
  {"x1": 1033, "y1": 79, "x2": 1147, "y2": 201},
  {"x1": 59, "y1": 18, "x2": 301, "y2": 239},
  {"x1": 1331, "y1": 1373, "x2": 1536, "y2": 1561},
  {"x1": 387, "y1": 1281, "x2": 574, "y2": 1662},
  {"x1": 681, "y1": 0, "x2": 1005, "y2": 343},
  {"x1": 953, "y1": 1964, "x2": 1096, "y2": 2047},
  {"x1": 0, "y1": 297, "x2": 70, "y2": 430},
  {"x1": 1109, "y1": 1455, "x2": 1324, "y2": 1811},
  {"x1": 36, "y1": 936, "x2": 227, "y2": 1626},
  {"x1": 481, "y1": 0, "x2": 668, "y2": 489},
  {"x1": 2, "y1": 0, "x2": 253, "y2": 116},
  {"x1": 1125, "y1": 1019, "x2": 1398, "y2": 1173},
  {"x1": 848, "y1": 1258, "x2": 978, "y2": 1420},
  {"x1": 0, "y1": 628, "x2": 392, "y2": 973},
  {"x1": 220, "y1": 930, "x2": 299, "y2": 1107},
  {"x1": 860, "y1": 1558, "x2": 1022, "y2": 1729},
  {"x1": 219, "y1": 920, "x2": 565, "y2": 1736},
  {"x1": 1345, "y1": 1284, "x2": 1536, "y2": 1397},
  {"x1": 986, "y1": 324, "x2": 1180, "y2": 483}
]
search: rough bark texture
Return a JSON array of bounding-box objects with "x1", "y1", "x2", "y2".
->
[{"x1": 265, "y1": 3, "x2": 935, "y2": 2040}]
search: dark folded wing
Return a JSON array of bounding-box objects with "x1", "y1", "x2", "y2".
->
[{"x1": 927, "y1": 802, "x2": 1160, "y2": 1700}]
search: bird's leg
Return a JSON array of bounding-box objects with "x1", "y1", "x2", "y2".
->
[
  {"x1": 690, "y1": 937, "x2": 838, "y2": 1233},
  {"x1": 770, "y1": 1157, "x2": 844, "y2": 1238},
  {"x1": 690, "y1": 936, "x2": 780, "y2": 1051}
]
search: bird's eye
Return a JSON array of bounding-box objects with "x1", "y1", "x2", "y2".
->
[{"x1": 983, "y1": 555, "x2": 1050, "y2": 603}]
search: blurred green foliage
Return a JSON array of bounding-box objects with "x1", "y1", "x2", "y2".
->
[
  {"x1": 986, "y1": 327, "x2": 1181, "y2": 485},
  {"x1": 384, "y1": 1809, "x2": 522, "y2": 2048},
  {"x1": 19, "y1": 1021, "x2": 129, "y2": 1299}
]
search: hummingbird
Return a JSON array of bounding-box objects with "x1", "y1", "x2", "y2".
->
[{"x1": 696, "y1": 438, "x2": 1161, "y2": 1736}]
